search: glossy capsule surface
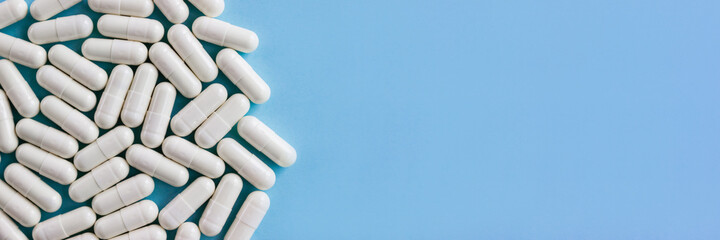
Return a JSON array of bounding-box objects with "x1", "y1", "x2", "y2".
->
[
  {"x1": 96, "y1": 65, "x2": 133, "y2": 129},
  {"x1": 218, "y1": 138, "x2": 276, "y2": 190},
  {"x1": 176, "y1": 222, "x2": 201, "y2": 240},
  {"x1": 162, "y1": 136, "x2": 225, "y2": 178},
  {"x1": 98, "y1": 14, "x2": 164, "y2": 43},
  {"x1": 41, "y1": 96, "x2": 99, "y2": 144},
  {"x1": 188, "y1": 0, "x2": 223, "y2": 17},
  {"x1": 149, "y1": 42, "x2": 202, "y2": 98},
  {"x1": 199, "y1": 174, "x2": 242, "y2": 236},
  {"x1": 0, "y1": 209, "x2": 28, "y2": 240},
  {"x1": 154, "y1": 0, "x2": 188, "y2": 24},
  {"x1": 74, "y1": 126, "x2": 134, "y2": 172},
  {"x1": 94, "y1": 200, "x2": 158, "y2": 239},
  {"x1": 0, "y1": 32, "x2": 47, "y2": 68},
  {"x1": 195, "y1": 94, "x2": 250, "y2": 148},
  {"x1": 192, "y1": 17, "x2": 259, "y2": 53},
  {"x1": 141, "y1": 82, "x2": 175, "y2": 148},
  {"x1": 4, "y1": 163, "x2": 62, "y2": 212},
  {"x1": 16, "y1": 118, "x2": 78, "y2": 158},
  {"x1": 110, "y1": 225, "x2": 166, "y2": 240},
  {"x1": 168, "y1": 24, "x2": 217, "y2": 82},
  {"x1": 36, "y1": 65, "x2": 97, "y2": 112},
  {"x1": 0, "y1": 180, "x2": 41, "y2": 227},
  {"x1": 159, "y1": 177, "x2": 215, "y2": 230},
  {"x1": 238, "y1": 116, "x2": 297, "y2": 167},
  {"x1": 93, "y1": 174, "x2": 155, "y2": 215},
  {"x1": 0, "y1": 90, "x2": 17, "y2": 153},
  {"x1": 225, "y1": 191, "x2": 270, "y2": 240},
  {"x1": 171, "y1": 83, "x2": 227, "y2": 136},
  {"x1": 0, "y1": 60, "x2": 39, "y2": 117},
  {"x1": 121, "y1": 63, "x2": 158, "y2": 127},
  {"x1": 69, "y1": 157, "x2": 129, "y2": 203},
  {"x1": 88, "y1": 0, "x2": 154, "y2": 17},
  {"x1": 30, "y1": 0, "x2": 81, "y2": 21},
  {"x1": 216, "y1": 48, "x2": 271, "y2": 104},
  {"x1": 48, "y1": 44, "x2": 108, "y2": 91},
  {"x1": 126, "y1": 144, "x2": 189, "y2": 187},
  {"x1": 32, "y1": 206, "x2": 96, "y2": 240},
  {"x1": 0, "y1": 0, "x2": 27, "y2": 29},
  {"x1": 66, "y1": 233, "x2": 98, "y2": 240},
  {"x1": 82, "y1": 38, "x2": 148, "y2": 65},
  {"x1": 28, "y1": 14, "x2": 93, "y2": 44},
  {"x1": 16, "y1": 143, "x2": 77, "y2": 185}
]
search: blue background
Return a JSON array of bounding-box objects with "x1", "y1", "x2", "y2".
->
[{"x1": 1, "y1": 0, "x2": 720, "y2": 239}]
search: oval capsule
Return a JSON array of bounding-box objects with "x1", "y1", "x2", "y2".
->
[
  {"x1": 171, "y1": 84, "x2": 227, "y2": 136},
  {"x1": 217, "y1": 138, "x2": 276, "y2": 190},
  {"x1": 168, "y1": 24, "x2": 217, "y2": 82},
  {"x1": 32, "y1": 206, "x2": 96, "y2": 240},
  {"x1": 216, "y1": 48, "x2": 271, "y2": 104},
  {"x1": 82, "y1": 38, "x2": 148, "y2": 65},
  {"x1": 36, "y1": 65, "x2": 97, "y2": 112},
  {"x1": 188, "y1": 0, "x2": 223, "y2": 17},
  {"x1": 141, "y1": 82, "x2": 176, "y2": 148},
  {"x1": 48, "y1": 44, "x2": 108, "y2": 91},
  {"x1": 0, "y1": 180, "x2": 41, "y2": 227},
  {"x1": 30, "y1": 0, "x2": 81, "y2": 21},
  {"x1": 121, "y1": 63, "x2": 158, "y2": 127},
  {"x1": 69, "y1": 157, "x2": 130, "y2": 203},
  {"x1": 110, "y1": 225, "x2": 166, "y2": 240},
  {"x1": 96, "y1": 65, "x2": 133, "y2": 129},
  {"x1": 199, "y1": 174, "x2": 242, "y2": 236},
  {"x1": 162, "y1": 136, "x2": 225, "y2": 178},
  {"x1": 0, "y1": 90, "x2": 17, "y2": 153},
  {"x1": 225, "y1": 191, "x2": 270, "y2": 240},
  {"x1": 41, "y1": 96, "x2": 99, "y2": 144},
  {"x1": 4, "y1": 163, "x2": 62, "y2": 213},
  {"x1": 16, "y1": 143, "x2": 77, "y2": 185},
  {"x1": 95, "y1": 200, "x2": 158, "y2": 239},
  {"x1": 149, "y1": 42, "x2": 201, "y2": 98},
  {"x1": 0, "y1": 32, "x2": 47, "y2": 69},
  {"x1": 74, "y1": 126, "x2": 134, "y2": 172},
  {"x1": 154, "y1": 0, "x2": 188, "y2": 24},
  {"x1": 66, "y1": 233, "x2": 98, "y2": 240},
  {"x1": 192, "y1": 17, "x2": 259, "y2": 53},
  {"x1": 98, "y1": 14, "x2": 164, "y2": 43},
  {"x1": 92, "y1": 174, "x2": 155, "y2": 215},
  {"x1": 16, "y1": 118, "x2": 78, "y2": 158},
  {"x1": 176, "y1": 222, "x2": 201, "y2": 240},
  {"x1": 0, "y1": 0, "x2": 27, "y2": 29},
  {"x1": 159, "y1": 177, "x2": 215, "y2": 230},
  {"x1": 0, "y1": 209, "x2": 28, "y2": 240},
  {"x1": 0, "y1": 60, "x2": 39, "y2": 117},
  {"x1": 88, "y1": 0, "x2": 154, "y2": 17},
  {"x1": 238, "y1": 116, "x2": 297, "y2": 167},
  {"x1": 195, "y1": 94, "x2": 250, "y2": 148},
  {"x1": 28, "y1": 14, "x2": 93, "y2": 45},
  {"x1": 126, "y1": 144, "x2": 189, "y2": 187}
]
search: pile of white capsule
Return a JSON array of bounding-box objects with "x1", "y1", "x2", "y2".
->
[{"x1": 0, "y1": 0, "x2": 297, "y2": 239}]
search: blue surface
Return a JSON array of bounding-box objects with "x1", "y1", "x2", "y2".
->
[{"x1": 2, "y1": 0, "x2": 720, "y2": 239}]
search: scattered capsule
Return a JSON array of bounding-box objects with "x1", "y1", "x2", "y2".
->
[
  {"x1": 69, "y1": 157, "x2": 129, "y2": 203},
  {"x1": 0, "y1": 180, "x2": 41, "y2": 227},
  {"x1": 66, "y1": 233, "x2": 99, "y2": 240},
  {"x1": 0, "y1": 32, "x2": 47, "y2": 69},
  {"x1": 41, "y1": 96, "x2": 99, "y2": 144},
  {"x1": 149, "y1": 42, "x2": 202, "y2": 98},
  {"x1": 188, "y1": 0, "x2": 224, "y2": 17},
  {"x1": 0, "y1": 60, "x2": 39, "y2": 117},
  {"x1": 82, "y1": 38, "x2": 148, "y2": 65},
  {"x1": 36, "y1": 65, "x2": 97, "y2": 112},
  {"x1": 28, "y1": 14, "x2": 93, "y2": 45},
  {"x1": 4, "y1": 163, "x2": 62, "y2": 213},
  {"x1": 0, "y1": 0, "x2": 27, "y2": 29},
  {"x1": 162, "y1": 136, "x2": 226, "y2": 178},
  {"x1": 216, "y1": 48, "x2": 271, "y2": 104},
  {"x1": 30, "y1": 0, "x2": 81, "y2": 21},
  {"x1": 141, "y1": 82, "x2": 176, "y2": 148},
  {"x1": 95, "y1": 200, "x2": 158, "y2": 239},
  {"x1": 176, "y1": 222, "x2": 201, "y2": 240},
  {"x1": 171, "y1": 84, "x2": 227, "y2": 136},
  {"x1": 225, "y1": 191, "x2": 270, "y2": 240},
  {"x1": 110, "y1": 225, "x2": 166, "y2": 240},
  {"x1": 0, "y1": 90, "x2": 17, "y2": 153},
  {"x1": 96, "y1": 65, "x2": 133, "y2": 129},
  {"x1": 126, "y1": 144, "x2": 189, "y2": 187},
  {"x1": 195, "y1": 94, "x2": 250, "y2": 148},
  {"x1": 168, "y1": 24, "x2": 218, "y2": 82},
  {"x1": 48, "y1": 44, "x2": 108, "y2": 91},
  {"x1": 218, "y1": 138, "x2": 276, "y2": 190},
  {"x1": 32, "y1": 206, "x2": 96, "y2": 240},
  {"x1": 199, "y1": 174, "x2": 242, "y2": 236},
  {"x1": 121, "y1": 63, "x2": 158, "y2": 127},
  {"x1": 92, "y1": 174, "x2": 155, "y2": 215},
  {"x1": 16, "y1": 118, "x2": 78, "y2": 158},
  {"x1": 238, "y1": 116, "x2": 297, "y2": 167},
  {"x1": 159, "y1": 177, "x2": 215, "y2": 230},
  {"x1": 16, "y1": 143, "x2": 77, "y2": 185},
  {"x1": 0, "y1": 209, "x2": 28, "y2": 240},
  {"x1": 74, "y1": 126, "x2": 134, "y2": 172},
  {"x1": 192, "y1": 17, "x2": 259, "y2": 53},
  {"x1": 98, "y1": 14, "x2": 164, "y2": 43},
  {"x1": 88, "y1": 0, "x2": 154, "y2": 17},
  {"x1": 154, "y1": 0, "x2": 188, "y2": 24}
]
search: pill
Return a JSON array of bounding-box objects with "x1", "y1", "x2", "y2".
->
[
  {"x1": 4, "y1": 163, "x2": 62, "y2": 213},
  {"x1": 32, "y1": 206, "x2": 96, "y2": 240},
  {"x1": 171, "y1": 84, "x2": 227, "y2": 136},
  {"x1": 98, "y1": 14, "x2": 164, "y2": 43},
  {"x1": 158, "y1": 177, "x2": 215, "y2": 230},
  {"x1": 126, "y1": 144, "x2": 189, "y2": 187},
  {"x1": 92, "y1": 174, "x2": 155, "y2": 215},
  {"x1": 168, "y1": 24, "x2": 218, "y2": 82},
  {"x1": 140, "y1": 82, "x2": 176, "y2": 148},
  {"x1": 238, "y1": 116, "x2": 297, "y2": 167},
  {"x1": 69, "y1": 157, "x2": 130, "y2": 203},
  {"x1": 216, "y1": 48, "x2": 271, "y2": 104},
  {"x1": 154, "y1": 0, "x2": 188, "y2": 24},
  {"x1": 74, "y1": 126, "x2": 134, "y2": 172},
  {"x1": 0, "y1": 209, "x2": 28, "y2": 240},
  {"x1": 0, "y1": 180, "x2": 41, "y2": 227},
  {"x1": 188, "y1": 0, "x2": 223, "y2": 17},
  {"x1": 82, "y1": 38, "x2": 148, "y2": 65},
  {"x1": 66, "y1": 233, "x2": 98, "y2": 240},
  {"x1": 195, "y1": 94, "x2": 250, "y2": 148},
  {"x1": 192, "y1": 17, "x2": 259, "y2": 53},
  {"x1": 162, "y1": 136, "x2": 225, "y2": 178},
  {"x1": 16, "y1": 143, "x2": 77, "y2": 185},
  {"x1": 121, "y1": 63, "x2": 158, "y2": 127},
  {"x1": 225, "y1": 191, "x2": 270, "y2": 240},
  {"x1": 110, "y1": 225, "x2": 166, "y2": 240},
  {"x1": 217, "y1": 138, "x2": 275, "y2": 190},
  {"x1": 30, "y1": 0, "x2": 81, "y2": 21},
  {"x1": 36, "y1": 65, "x2": 97, "y2": 112},
  {"x1": 199, "y1": 174, "x2": 242, "y2": 236},
  {"x1": 88, "y1": 0, "x2": 154, "y2": 17},
  {"x1": 48, "y1": 44, "x2": 108, "y2": 91},
  {"x1": 96, "y1": 65, "x2": 133, "y2": 129},
  {"x1": 149, "y1": 42, "x2": 201, "y2": 98},
  {"x1": 0, "y1": 60, "x2": 39, "y2": 117},
  {"x1": 0, "y1": 32, "x2": 47, "y2": 69},
  {"x1": 28, "y1": 14, "x2": 93, "y2": 45},
  {"x1": 41, "y1": 96, "x2": 99, "y2": 144},
  {"x1": 16, "y1": 118, "x2": 78, "y2": 158},
  {"x1": 0, "y1": 90, "x2": 17, "y2": 153},
  {"x1": 94, "y1": 200, "x2": 158, "y2": 239},
  {"x1": 176, "y1": 222, "x2": 201, "y2": 240},
  {"x1": 0, "y1": 0, "x2": 27, "y2": 29}
]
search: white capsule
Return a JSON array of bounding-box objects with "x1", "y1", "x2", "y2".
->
[
  {"x1": 162, "y1": 136, "x2": 225, "y2": 178},
  {"x1": 149, "y1": 42, "x2": 201, "y2": 98},
  {"x1": 88, "y1": 0, "x2": 154, "y2": 17},
  {"x1": 0, "y1": 60, "x2": 39, "y2": 117},
  {"x1": 28, "y1": 14, "x2": 93, "y2": 45},
  {"x1": 126, "y1": 144, "x2": 189, "y2": 187},
  {"x1": 30, "y1": 0, "x2": 81, "y2": 21},
  {"x1": 192, "y1": 17, "x2": 259, "y2": 53},
  {"x1": 0, "y1": 0, "x2": 27, "y2": 29},
  {"x1": 188, "y1": 0, "x2": 223, "y2": 17},
  {"x1": 0, "y1": 33, "x2": 47, "y2": 69},
  {"x1": 74, "y1": 126, "x2": 134, "y2": 172},
  {"x1": 82, "y1": 38, "x2": 148, "y2": 65},
  {"x1": 110, "y1": 225, "x2": 166, "y2": 240},
  {"x1": 153, "y1": 0, "x2": 188, "y2": 24},
  {"x1": 41, "y1": 96, "x2": 99, "y2": 144},
  {"x1": 121, "y1": 63, "x2": 158, "y2": 127},
  {"x1": 238, "y1": 116, "x2": 297, "y2": 167},
  {"x1": 171, "y1": 84, "x2": 227, "y2": 136},
  {"x1": 16, "y1": 143, "x2": 77, "y2": 185},
  {"x1": 0, "y1": 180, "x2": 41, "y2": 227},
  {"x1": 225, "y1": 191, "x2": 270, "y2": 240},
  {"x1": 69, "y1": 157, "x2": 129, "y2": 203},
  {"x1": 96, "y1": 65, "x2": 133, "y2": 129},
  {"x1": 4, "y1": 163, "x2": 62, "y2": 213},
  {"x1": 0, "y1": 209, "x2": 28, "y2": 240},
  {"x1": 141, "y1": 82, "x2": 176, "y2": 148},
  {"x1": 48, "y1": 44, "x2": 108, "y2": 91},
  {"x1": 216, "y1": 48, "x2": 271, "y2": 104},
  {"x1": 32, "y1": 206, "x2": 96, "y2": 240},
  {"x1": 36, "y1": 65, "x2": 97, "y2": 112},
  {"x1": 217, "y1": 138, "x2": 275, "y2": 190},
  {"x1": 176, "y1": 222, "x2": 200, "y2": 240},
  {"x1": 195, "y1": 94, "x2": 250, "y2": 148},
  {"x1": 199, "y1": 174, "x2": 242, "y2": 236},
  {"x1": 0, "y1": 90, "x2": 17, "y2": 153},
  {"x1": 98, "y1": 14, "x2": 164, "y2": 43},
  {"x1": 92, "y1": 174, "x2": 155, "y2": 215},
  {"x1": 66, "y1": 233, "x2": 99, "y2": 240},
  {"x1": 16, "y1": 118, "x2": 78, "y2": 158},
  {"x1": 95, "y1": 200, "x2": 158, "y2": 239},
  {"x1": 158, "y1": 177, "x2": 215, "y2": 230},
  {"x1": 168, "y1": 24, "x2": 217, "y2": 82}
]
